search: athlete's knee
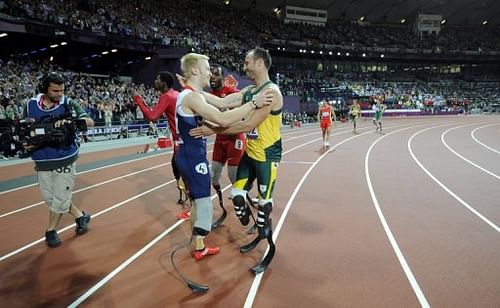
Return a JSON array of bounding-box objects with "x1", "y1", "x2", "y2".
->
[{"x1": 227, "y1": 165, "x2": 238, "y2": 184}]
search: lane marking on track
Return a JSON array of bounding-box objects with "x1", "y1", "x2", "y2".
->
[
  {"x1": 442, "y1": 123, "x2": 500, "y2": 180},
  {"x1": 471, "y1": 123, "x2": 500, "y2": 155},
  {"x1": 280, "y1": 160, "x2": 315, "y2": 165},
  {"x1": 365, "y1": 125, "x2": 431, "y2": 308},
  {"x1": 244, "y1": 122, "x2": 419, "y2": 308},
  {"x1": 1, "y1": 125, "x2": 370, "y2": 262},
  {"x1": 408, "y1": 125, "x2": 500, "y2": 233},
  {"x1": 66, "y1": 124, "x2": 382, "y2": 307}
]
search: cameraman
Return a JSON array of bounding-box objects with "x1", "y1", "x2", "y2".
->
[{"x1": 24, "y1": 72, "x2": 94, "y2": 248}]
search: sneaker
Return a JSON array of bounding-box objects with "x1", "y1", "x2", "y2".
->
[
  {"x1": 326, "y1": 141, "x2": 330, "y2": 147},
  {"x1": 176, "y1": 210, "x2": 191, "y2": 220},
  {"x1": 45, "y1": 230, "x2": 61, "y2": 248},
  {"x1": 75, "y1": 212, "x2": 91, "y2": 235},
  {"x1": 193, "y1": 246, "x2": 220, "y2": 261}
]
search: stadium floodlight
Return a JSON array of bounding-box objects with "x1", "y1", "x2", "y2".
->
[
  {"x1": 346, "y1": 52, "x2": 349, "y2": 56},
  {"x1": 145, "y1": 56, "x2": 152, "y2": 60},
  {"x1": 400, "y1": 19, "x2": 406, "y2": 24},
  {"x1": 482, "y1": 20, "x2": 488, "y2": 25},
  {"x1": 0, "y1": 33, "x2": 8, "y2": 38},
  {"x1": 60, "y1": 42, "x2": 67, "y2": 46},
  {"x1": 441, "y1": 19, "x2": 446, "y2": 24},
  {"x1": 337, "y1": 52, "x2": 341, "y2": 56},
  {"x1": 362, "y1": 53, "x2": 366, "y2": 57},
  {"x1": 359, "y1": 16, "x2": 365, "y2": 21},
  {"x1": 101, "y1": 51, "x2": 109, "y2": 55},
  {"x1": 380, "y1": 54, "x2": 384, "y2": 58},
  {"x1": 328, "y1": 51, "x2": 332, "y2": 55},
  {"x1": 50, "y1": 44, "x2": 59, "y2": 48},
  {"x1": 111, "y1": 49, "x2": 117, "y2": 53}
]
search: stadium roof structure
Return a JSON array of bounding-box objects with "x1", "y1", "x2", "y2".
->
[{"x1": 215, "y1": 0, "x2": 500, "y2": 25}]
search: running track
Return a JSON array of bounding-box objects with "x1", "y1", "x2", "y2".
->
[{"x1": 0, "y1": 115, "x2": 499, "y2": 307}]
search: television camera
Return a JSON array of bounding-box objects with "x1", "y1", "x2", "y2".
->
[{"x1": 0, "y1": 114, "x2": 87, "y2": 158}]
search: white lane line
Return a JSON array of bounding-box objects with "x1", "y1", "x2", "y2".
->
[
  {"x1": 0, "y1": 151, "x2": 171, "y2": 195},
  {"x1": 408, "y1": 126, "x2": 500, "y2": 233},
  {"x1": 68, "y1": 124, "x2": 383, "y2": 307},
  {"x1": 471, "y1": 123, "x2": 500, "y2": 155},
  {"x1": 365, "y1": 125, "x2": 431, "y2": 308},
  {"x1": 243, "y1": 123, "x2": 412, "y2": 308},
  {"x1": 442, "y1": 124, "x2": 500, "y2": 180},
  {"x1": 280, "y1": 160, "x2": 315, "y2": 165}
]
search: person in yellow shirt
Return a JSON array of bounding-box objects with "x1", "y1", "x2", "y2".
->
[{"x1": 349, "y1": 100, "x2": 361, "y2": 134}]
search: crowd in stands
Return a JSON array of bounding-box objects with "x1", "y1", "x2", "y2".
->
[
  {"x1": 3, "y1": 0, "x2": 500, "y2": 73},
  {"x1": 1, "y1": 0, "x2": 500, "y2": 128}
]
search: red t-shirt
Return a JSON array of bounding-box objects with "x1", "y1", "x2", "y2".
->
[{"x1": 133, "y1": 89, "x2": 179, "y2": 141}]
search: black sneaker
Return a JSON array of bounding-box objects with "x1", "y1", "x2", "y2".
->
[
  {"x1": 75, "y1": 212, "x2": 91, "y2": 235},
  {"x1": 45, "y1": 230, "x2": 61, "y2": 248}
]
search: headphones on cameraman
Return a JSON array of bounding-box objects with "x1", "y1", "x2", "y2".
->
[{"x1": 38, "y1": 72, "x2": 65, "y2": 93}]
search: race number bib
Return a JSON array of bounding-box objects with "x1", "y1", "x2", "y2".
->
[
  {"x1": 246, "y1": 127, "x2": 259, "y2": 140},
  {"x1": 195, "y1": 162, "x2": 209, "y2": 175},
  {"x1": 234, "y1": 138, "x2": 244, "y2": 150}
]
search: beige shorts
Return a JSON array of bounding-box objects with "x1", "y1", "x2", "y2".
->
[{"x1": 37, "y1": 162, "x2": 77, "y2": 213}]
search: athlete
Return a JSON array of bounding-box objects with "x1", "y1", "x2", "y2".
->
[
  {"x1": 349, "y1": 100, "x2": 361, "y2": 134},
  {"x1": 372, "y1": 99, "x2": 386, "y2": 133},
  {"x1": 318, "y1": 99, "x2": 336, "y2": 147},
  {"x1": 133, "y1": 71, "x2": 187, "y2": 204}
]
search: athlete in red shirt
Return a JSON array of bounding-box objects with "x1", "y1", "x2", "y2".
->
[
  {"x1": 208, "y1": 65, "x2": 244, "y2": 227},
  {"x1": 317, "y1": 99, "x2": 336, "y2": 147},
  {"x1": 133, "y1": 71, "x2": 187, "y2": 203}
]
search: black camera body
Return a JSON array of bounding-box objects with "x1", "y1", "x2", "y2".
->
[{"x1": 0, "y1": 116, "x2": 87, "y2": 156}]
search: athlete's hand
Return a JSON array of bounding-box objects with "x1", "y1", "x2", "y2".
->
[
  {"x1": 176, "y1": 73, "x2": 187, "y2": 88},
  {"x1": 254, "y1": 89, "x2": 274, "y2": 108},
  {"x1": 189, "y1": 125, "x2": 215, "y2": 138}
]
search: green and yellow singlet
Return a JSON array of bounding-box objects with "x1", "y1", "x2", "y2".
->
[{"x1": 242, "y1": 81, "x2": 282, "y2": 162}]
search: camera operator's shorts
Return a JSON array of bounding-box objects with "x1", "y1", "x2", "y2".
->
[{"x1": 37, "y1": 162, "x2": 77, "y2": 213}]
